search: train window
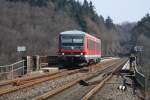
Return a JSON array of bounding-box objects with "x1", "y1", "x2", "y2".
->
[
  {"x1": 61, "y1": 36, "x2": 72, "y2": 43},
  {"x1": 61, "y1": 35, "x2": 84, "y2": 50},
  {"x1": 88, "y1": 39, "x2": 95, "y2": 50},
  {"x1": 61, "y1": 39, "x2": 72, "y2": 43},
  {"x1": 73, "y1": 39, "x2": 83, "y2": 43},
  {"x1": 96, "y1": 42, "x2": 101, "y2": 51}
]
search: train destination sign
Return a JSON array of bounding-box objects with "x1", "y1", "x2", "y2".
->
[
  {"x1": 134, "y1": 46, "x2": 144, "y2": 52},
  {"x1": 17, "y1": 46, "x2": 26, "y2": 52}
]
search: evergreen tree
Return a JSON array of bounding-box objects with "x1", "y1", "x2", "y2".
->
[
  {"x1": 99, "y1": 15, "x2": 105, "y2": 23},
  {"x1": 105, "y1": 16, "x2": 114, "y2": 29},
  {"x1": 82, "y1": 0, "x2": 89, "y2": 14},
  {"x1": 7, "y1": 0, "x2": 27, "y2": 2},
  {"x1": 136, "y1": 13, "x2": 150, "y2": 37},
  {"x1": 83, "y1": 0, "x2": 89, "y2": 9},
  {"x1": 56, "y1": 0, "x2": 67, "y2": 10},
  {"x1": 89, "y1": 1, "x2": 94, "y2": 13},
  {"x1": 29, "y1": 0, "x2": 48, "y2": 7},
  {"x1": 70, "y1": 0, "x2": 87, "y2": 31}
]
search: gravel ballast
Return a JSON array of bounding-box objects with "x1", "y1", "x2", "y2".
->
[
  {"x1": 91, "y1": 75, "x2": 142, "y2": 100},
  {"x1": 0, "y1": 73, "x2": 85, "y2": 100}
]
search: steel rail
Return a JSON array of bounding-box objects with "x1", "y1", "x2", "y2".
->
[
  {"x1": 34, "y1": 59, "x2": 123, "y2": 100},
  {"x1": 0, "y1": 58, "x2": 118, "y2": 97},
  {"x1": 0, "y1": 69, "x2": 80, "y2": 96},
  {"x1": 0, "y1": 69, "x2": 66, "y2": 86},
  {"x1": 81, "y1": 59, "x2": 127, "y2": 100},
  {"x1": 0, "y1": 58, "x2": 116, "y2": 87}
]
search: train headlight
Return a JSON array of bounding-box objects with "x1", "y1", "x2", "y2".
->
[
  {"x1": 62, "y1": 53, "x2": 64, "y2": 55},
  {"x1": 80, "y1": 53, "x2": 83, "y2": 55}
]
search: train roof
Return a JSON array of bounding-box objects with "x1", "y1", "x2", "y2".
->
[
  {"x1": 60, "y1": 30, "x2": 101, "y2": 42},
  {"x1": 60, "y1": 30, "x2": 86, "y2": 35}
]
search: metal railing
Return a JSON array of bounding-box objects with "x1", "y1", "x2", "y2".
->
[{"x1": 0, "y1": 60, "x2": 26, "y2": 80}]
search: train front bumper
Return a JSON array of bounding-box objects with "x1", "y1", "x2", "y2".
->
[{"x1": 59, "y1": 55, "x2": 86, "y2": 64}]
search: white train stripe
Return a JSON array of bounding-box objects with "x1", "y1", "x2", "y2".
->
[{"x1": 84, "y1": 55, "x2": 101, "y2": 58}]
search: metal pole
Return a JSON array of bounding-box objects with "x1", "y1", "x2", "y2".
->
[
  {"x1": 27, "y1": 56, "x2": 30, "y2": 74},
  {"x1": 12, "y1": 64, "x2": 13, "y2": 79},
  {"x1": 23, "y1": 60, "x2": 24, "y2": 75},
  {"x1": 36, "y1": 56, "x2": 38, "y2": 70},
  {"x1": 132, "y1": 79, "x2": 136, "y2": 95}
]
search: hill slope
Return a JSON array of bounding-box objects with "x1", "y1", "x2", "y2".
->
[
  {"x1": 131, "y1": 14, "x2": 150, "y2": 69},
  {"x1": 0, "y1": 0, "x2": 124, "y2": 64}
]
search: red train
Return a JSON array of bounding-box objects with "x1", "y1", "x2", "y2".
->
[{"x1": 58, "y1": 30, "x2": 101, "y2": 65}]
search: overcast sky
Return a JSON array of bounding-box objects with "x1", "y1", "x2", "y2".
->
[{"x1": 79, "y1": 0, "x2": 150, "y2": 24}]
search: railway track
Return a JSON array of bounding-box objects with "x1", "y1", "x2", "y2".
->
[
  {"x1": 0, "y1": 58, "x2": 115, "y2": 87},
  {"x1": 81, "y1": 59, "x2": 125, "y2": 100},
  {"x1": 0, "y1": 58, "x2": 122, "y2": 100},
  {"x1": 0, "y1": 69, "x2": 80, "y2": 96},
  {"x1": 33, "y1": 59, "x2": 127, "y2": 100},
  {"x1": 0, "y1": 69, "x2": 66, "y2": 87}
]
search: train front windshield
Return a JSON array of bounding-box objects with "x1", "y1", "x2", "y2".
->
[{"x1": 61, "y1": 35, "x2": 84, "y2": 50}]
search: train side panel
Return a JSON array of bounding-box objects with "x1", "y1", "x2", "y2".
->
[{"x1": 84, "y1": 34, "x2": 101, "y2": 63}]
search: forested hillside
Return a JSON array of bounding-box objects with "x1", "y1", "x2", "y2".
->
[
  {"x1": 0, "y1": 0, "x2": 126, "y2": 64},
  {"x1": 131, "y1": 14, "x2": 150, "y2": 93}
]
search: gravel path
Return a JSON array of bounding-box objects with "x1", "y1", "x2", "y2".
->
[
  {"x1": 0, "y1": 72, "x2": 85, "y2": 100},
  {"x1": 48, "y1": 84, "x2": 95, "y2": 100},
  {"x1": 46, "y1": 60, "x2": 122, "y2": 100},
  {"x1": 91, "y1": 75, "x2": 141, "y2": 100},
  {"x1": 0, "y1": 59, "x2": 123, "y2": 100},
  {"x1": 47, "y1": 72, "x2": 106, "y2": 100}
]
